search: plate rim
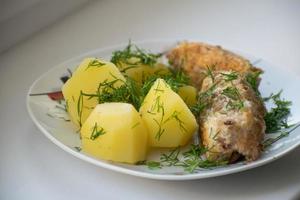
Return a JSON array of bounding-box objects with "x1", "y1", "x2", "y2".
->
[{"x1": 26, "y1": 39, "x2": 300, "y2": 180}]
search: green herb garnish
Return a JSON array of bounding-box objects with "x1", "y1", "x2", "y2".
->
[
  {"x1": 190, "y1": 83, "x2": 217, "y2": 117},
  {"x1": 165, "y1": 69, "x2": 190, "y2": 92},
  {"x1": 246, "y1": 71, "x2": 262, "y2": 95},
  {"x1": 85, "y1": 59, "x2": 106, "y2": 71},
  {"x1": 90, "y1": 122, "x2": 106, "y2": 140},
  {"x1": 140, "y1": 145, "x2": 228, "y2": 173},
  {"x1": 145, "y1": 161, "x2": 162, "y2": 169},
  {"x1": 77, "y1": 91, "x2": 84, "y2": 127},
  {"x1": 222, "y1": 85, "x2": 244, "y2": 110},
  {"x1": 206, "y1": 66, "x2": 215, "y2": 82},
  {"x1": 264, "y1": 90, "x2": 292, "y2": 133},
  {"x1": 111, "y1": 40, "x2": 162, "y2": 67},
  {"x1": 222, "y1": 86, "x2": 240, "y2": 100},
  {"x1": 150, "y1": 95, "x2": 166, "y2": 140},
  {"x1": 263, "y1": 123, "x2": 300, "y2": 148},
  {"x1": 221, "y1": 71, "x2": 238, "y2": 82},
  {"x1": 160, "y1": 147, "x2": 181, "y2": 166},
  {"x1": 131, "y1": 122, "x2": 140, "y2": 129},
  {"x1": 164, "y1": 111, "x2": 187, "y2": 134},
  {"x1": 88, "y1": 77, "x2": 142, "y2": 110}
]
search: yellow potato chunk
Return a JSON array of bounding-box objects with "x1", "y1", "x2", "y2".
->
[
  {"x1": 140, "y1": 79, "x2": 198, "y2": 147},
  {"x1": 81, "y1": 103, "x2": 148, "y2": 164},
  {"x1": 117, "y1": 61, "x2": 170, "y2": 84},
  {"x1": 177, "y1": 85, "x2": 198, "y2": 106},
  {"x1": 62, "y1": 58, "x2": 125, "y2": 126}
]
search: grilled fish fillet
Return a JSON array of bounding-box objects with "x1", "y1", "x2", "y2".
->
[
  {"x1": 167, "y1": 42, "x2": 261, "y2": 89},
  {"x1": 199, "y1": 72, "x2": 265, "y2": 161}
]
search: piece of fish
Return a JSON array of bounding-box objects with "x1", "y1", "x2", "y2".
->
[{"x1": 199, "y1": 71, "x2": 266, "y2": 161}]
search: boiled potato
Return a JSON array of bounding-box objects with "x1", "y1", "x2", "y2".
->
[
  {"x1": 81, "y1": 103, "x2": 148, "y2": 164},
  {"x1": 177, "y1": 85, "x2": 197, "y2": 106},
  {"x1": 116, "y1": 60, "x2": 170, "y2": 84},
  {"x1": 150, "y1": 63, "x2": 171, "y2": 76},
  {"x1": 140, "y1": 78, "x2": 198, "y2": 147},
  {"x1": 62, "y1": 58, "x2": 125, "y2": 126}
]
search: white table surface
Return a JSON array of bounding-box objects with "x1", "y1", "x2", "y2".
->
[{"x1": 1, "y1": 0, "x2": 300, "y2": 199}]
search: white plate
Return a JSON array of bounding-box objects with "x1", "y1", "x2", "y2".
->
[{"x1": 26, "y1": 40, "x2": 300, "y2": 180}]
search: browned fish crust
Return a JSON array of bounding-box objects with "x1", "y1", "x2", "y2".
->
[{"x1": 167, "y1": 42, "x2": 261, "y2": 88}]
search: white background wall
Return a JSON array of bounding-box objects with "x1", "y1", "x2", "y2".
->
[{"x1": 0, "y1": 0, "x2": 91, "y2": 53}]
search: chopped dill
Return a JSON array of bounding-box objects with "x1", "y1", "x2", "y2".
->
[
  {"x1": 65, "y1": 100, "x2": 69, "y2": 112},
  {"x1": 85, "y1": 59, "x2": 106, "y2": 70},
  {"x1": 263, "y1": 131, "x2": 289, "y2": 148},
  {"x1": 222, "y1": 86, "x2": 240, "y2": 100},
  {"x1": 145, "y1": 161, "x2": 162, "y2": 169},
  {"x1": 77, "y1": 91, "x2": 84, "y2": 127},
  {"x1": 90, "y1": 122, "x2": 106, "y2": 140},
  {"x1": 160, "y1": 147, "x2": 181, "y2": 166},
  {"x1": 222, "y1": 85, "x2": 244, "y2": 110},
  {"x1": 190, "y1": 84, "x2": 217, "y2": 117},
  {"x1": 147, "y1": 94, "x2": 166, "y2": 141},
  {"x1": 140, "y1": 145, "x2": 228, "y2": 173},
  {"x1": 264, "y1": 90, "x2": 292, "y2": 133},
  {"x1": 206, "y1": 66, "x2": 215, "y2": 82},
  {"x1": 263, "y1": 123, "x2": 300, "y2": 148},
  {"x1": 131, "y1": 122, "x2": 140, "y2": 129},
  {"x1": 81, "y1": 77, "x2": 142, "y2": 110},
  {"x1": 246, "y1": 71, "x2": 262, "y2": 95},
  {"x1": 137, "y1": 160, "x2": 162, "y2": 169},
  {"x1": 165, "y1": 69, "x2": 190, "y2": 91},
  {"x1": 141, "y1": 69, "x2": 190, "y2": 94},
  {"x1": 111, "y1": 40, "x2": 162, "y2": 67},
  {"x1": 221, "y1": 71, "x2": 238, "y2": 82},
  {"x1": 164, "y1": 111, "x2": 187, "y2": 134},
  {"x1": 182, "y1": 144, "x2": 207, "y2": 158},
  {"x1": 212, "y1": 131, "x2": 221, "y2": 141},
  {"x1": 153, "y1": 118, "x2": 165, "y2": 141},
  {"x1": 226, "y1": 100, "x2": 244, "y2": 110},
  {"x1": 74, "y1": 146, "x2": 82, "y2": 152}
]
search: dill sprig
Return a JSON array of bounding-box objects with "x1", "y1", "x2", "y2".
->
[
  {"x1": 160, "y1": 147, "x2": 181, "y2": 166},
  {"x1": 246, "y1": 71, "x2": 262, "y2": 95},
  {"x1": 165, "y1": 69, "x2": 190, "y2": 91},
  {"x1": 164, "y1": 111, "x2": 188, "y2": 134},
  {"x1": 77, "y1": 91, "x2": 84, "y2": 127},
  {"x1": 111, "y1": 41, "x2": 162, "y2": 67},
  {"x1": 190, "y1": 84, "x2": 217, "y2": 117},
  {"x1": 222, "y1": 86, "x2": 240, "y2": 100},
  {"x1": 90, "y1": 122, "x2": 106, "y2": 140},
  {"x1": 206, "y1": 66, "x2": 215, "y2": 82},
  {"x1": 85, "y1": 59, "x2": 106, "y2": 71},
  {"x1": 182, "y1": 144, "x2": 207, "y2": 158},
  {"x1": 221, "y1": 71, "x2": 238, "y2": 82},
  {"x1": 151, "y1": 96, "x2": 166, "y2": 141},
  {"x1": 145, "y1": 161, "x2": 162, "y2": 169},
  {"x1": 222, "y1": 84, "x2": 244, "y2": 110},
  {"x1": 142, "y1": 145, "x2": 228, "y2": 173},
  {"x1": 141, "y1": 69, "x2": 190, "y2": 95},
  {"x1": 263, "y1": 123, "x2": 300, "y2": 148},
  {"x1": 264, "y1": 90, "x2": 292, "y2": 133},
  {"x1": 137, "y1": 160, "x2": 162, "y2": 169},
  {"x1": 82, "y1": 77, "x2": 142, "y2": 110}
]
